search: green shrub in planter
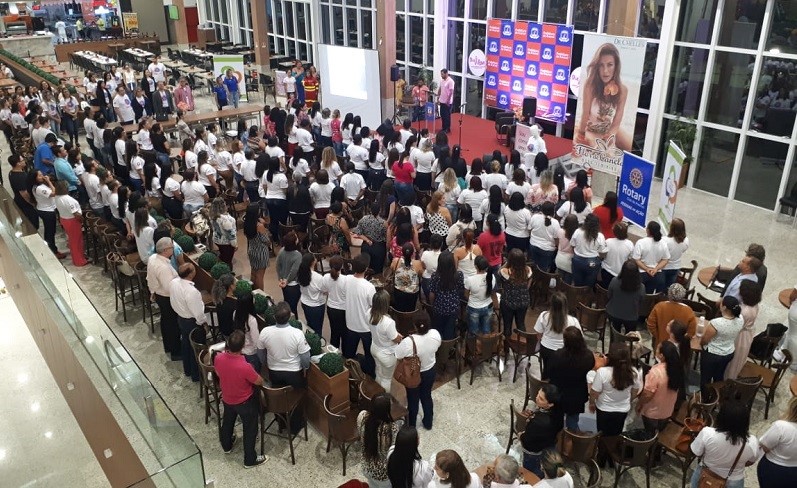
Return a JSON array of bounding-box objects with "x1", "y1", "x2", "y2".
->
[
  {"x1": 253, "y1": 294, "x2": 269, "y2": 314},
  {"x1": 174, "y1": 234, "x2": 195, "y2": 252},
  {"x1": 210, "y1": 262, "x2": 232, "y2": 280},
  {"x1": 262, "y1": 305, "x2": 276, "y2": 325},
  {"x1": 318, "y1": 353, "x2": 345, "y2": 377},
  {"x1": 197, "y1": 251, "x2": 218, "y2": 271},
  {"x1": 288, "y1": 318, "x2": 302, "y2": 330},
  {"x1": 172, "y1": 228, "x2": 185, "y2": 240},
  {"x1": 305, "y1": 330, "x2": 322, "y2": 356},
  {"x1": 234, "y1": 280, "x2": 252, "y2": 299}
]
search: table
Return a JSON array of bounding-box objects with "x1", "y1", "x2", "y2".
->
[
  {"x1": 125, "y1": 48, "x2": 154, "y2": 61},
  {"x1": 697, "y1": 267, "x2": 716, "y2": 288},
  {"x1": 74, "y1": 50, "x2": 117, "y2": 69},
  {"x1": 0, "y1": 78, "x2": 20, "y2": 89},
  {"x1": 183, "y1": 48, "x2": 213, "y2": 59},
  {"x1": 779, "y1": 288, "x2": 793, "y2": 309},
  {"x1": 474, "y1": 464, "x2": 540, "y2": 485}
]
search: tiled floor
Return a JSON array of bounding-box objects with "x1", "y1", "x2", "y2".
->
[{"x1": 1, "y1": 87, "x2": 796, "y2": 487}]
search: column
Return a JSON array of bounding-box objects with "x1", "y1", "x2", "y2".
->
[
  {"x1": 250, "y1": 0, "x2": 271, "y2": 73},
  {"x1": 172, "y1": 0, "x2": 189, "y2": 48},
  {"x1": 377, "y1": 0, "x2": 397, "y2": 121}
]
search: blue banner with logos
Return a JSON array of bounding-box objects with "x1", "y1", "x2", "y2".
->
[
  {"x1": 425, "y1": 101, "x2": 436, "y2": 122},
  {"x1": 618, "y1": 152, "x2": 655, "y2": 229}
]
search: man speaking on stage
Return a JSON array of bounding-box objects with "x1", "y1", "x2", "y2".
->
[{"x1": 438, "y1": 68, "x2": 455, "y2": 133}]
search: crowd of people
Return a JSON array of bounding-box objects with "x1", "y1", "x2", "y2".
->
[{"x1": 3, "y1": 56, "x2": 795, "y2": 488}]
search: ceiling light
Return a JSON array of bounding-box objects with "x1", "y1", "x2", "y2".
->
[
  {"x1": 44, "y1": 431, "x2": 53, "y2": 439},
  {"x1": 30, "y1": 402, "x2": 40, "y2": 412},
  {"x1": 0, "y1": 449, "x2": 6, "y2": 461},
  {"x1": 17, "y1": 373, "x2": 28, "y2": 384},
  {"x1": 85, "y1": 336, "x2": 95, "y2": 344}
]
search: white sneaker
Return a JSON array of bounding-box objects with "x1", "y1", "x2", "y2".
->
[{"x1": 244, "y1": 455, "x2": 268, "y2": 468}]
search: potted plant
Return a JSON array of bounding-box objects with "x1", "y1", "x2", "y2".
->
[
  {"x1": 234, "y1": 280, "x2": 252, "y2": 299},
  {"x1": 174, "y1": 234, "x2": 195, "y2": 253},
  {"x1": 306, "y1": 352, "x2": 350, "y2": 436},
  {"x1": 210, "y1": 262, "x2": 232, "y2": 280},
  {"x1": 305, "y1": 330, "x2": 323, "y2": 356},
  {"x1": 197, "y1": 251, "x2": 218, "y2": 271}
]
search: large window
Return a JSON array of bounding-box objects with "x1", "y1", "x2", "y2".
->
[
  {"x1": 320, "y1": 0, "x2": 377, "y2": 49},
  {"x1": 266, "y1": 0, "x2": 315, "y2": 63}
]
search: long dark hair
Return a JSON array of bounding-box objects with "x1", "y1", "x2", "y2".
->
[
  {"x1": 570, "y1": 187, "x2": 587, "y2": 213},
  {"x1": 387, "y1": 426, "x2": 422, "y2": 488},
  {"x1": 647, "y1": 220, "x2": 662, "y2": 241},
  {"x1": 582, "y1": 214, "x2": 600, "y2": 242},
  {"x1": 562, "y1": 214, "x2": 579, "y2": 240},
  {"x1": 143, "y1": 162, "x2": 158, "y2": 192},
  {"x1": 436, "y1": 251, "x2": 458, "y2": 291},
  {"x1": 488, "y1": 185, "x2": 503, "y2": 215},
  {"x1": 458, "y1": 204, "x2": 473, "y2": 224},
  {"x1": 362, "y1": 393, "x2": 394, "y2": 461},
  {"x1": 547, "y1": 292, "x2": 568, "y2": 334},
  {"x1": 159, "y1": 162, "x2": 173, "y2": 191},
  {"x1": 486, "y1": 213, "x2": 502, "y2": 237},
  {"x1": 297, "y1": 253, "x2": 315, "y2": 287},
  {"x1": 715, "y1": 400, "x2": 751, "y2": 446},
  {"x1": 508, "y1": 192, "x2": 525, "y2": 211},
  {"x1": 659, "y1": 341, "x2": 683, "y2": 392},
  {"x1": 562, "y1": 326, "x2": 588, "y2": 357},
  {"x1": 541, "y1": 201, "x2": 555, "y2": 226},
  {"x1": 233, "y1": 291, "x2": 255, "y2": 333},
  {"x1": 266, "y1": 156, "x2": 280, "y2": 183},
  {"x1": 368, "y1": 138, "x2": 380, "y2": 163},
  {"x1": 475, "y1": 255, "x2": 493, "y2": 296},
  {"x1": 669, "y1": 320, "x2": 691, "y2": 368},
  {"x1": 602, "y1": 191, "x2": 619, "y2": 223},
  {"x1": 243, "y1": 203, "x2": 260, "y2": 239},
  {"x1": 117, "y1": 185, "x2": 129, "y2": 220},
  {"x1": 607, "y1": 342, "x2": 636, "y2": 391},
  {"x1": 618, "y1": 260, "x2": 641, "y2": 292}
]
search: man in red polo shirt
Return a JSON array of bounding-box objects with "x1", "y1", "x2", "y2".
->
[{"x1": 214, "y1": 330, "x2": 267, "y2": 468}]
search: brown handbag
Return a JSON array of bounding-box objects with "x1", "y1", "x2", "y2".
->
[
  {"x1": 393, "y1": 336, "x2": 422, "y2": 388},
  {"x1": 697, "y1": 442, "x2": 746, "y2": 488},
  {"x1": 675, "y1": 417, "x2": 706, "y2": 453}
]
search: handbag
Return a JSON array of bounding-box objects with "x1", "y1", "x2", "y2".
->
[
  {"x1": 393, "y1": 336, "x2": 422, "y2": 388},
  {"x1": 675, "y1": 417, "x2": 706, "y2": 453},
  {"x1": 697, "y1": 442, "x2": 746, "y2": 488}
]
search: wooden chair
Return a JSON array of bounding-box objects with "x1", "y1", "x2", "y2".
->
[
  {"x1": 639, "y1": 293, "x2": 665, "y2": 321},
  {"x1": 107, "y1": 252, "x2": 139, "y2": 323},
  {"x1": 344, "y1": 359, "x2": 367, "y2": 407},
  {"x1": 530, "y1": 266, "x2": 558, "y2": 310},
  {"x1": 716, "y1": 376, "x2": 763, "y2": 415},
  {"x1": 505, "y1": 398, "x2": 530, "y2": 453},
  {"x1": 323, "y1": 394, "x2": 360, "y2": 476},
  {"x1": 738, "y1": 350, "x2": 792, "y2": 419},
  {"x1": 506, "y1": 329, "x2": 540, "y2": 383},
  {"x1": 577, "y1": 303, "x2": 607, "y2": 353},
  {"x1": 189, "y1": 326, "x2": 209, "y2": 398},
  {"x1": 610, "y1": 328, "x2": 652, "y2": 365},
  {"x1": 357, "y1": 382, "x2": 408, "y2": 421},
  {"x1": 671, "y1": 386, "x2": 720, "y2": 427},
  {"x1": 593, "y1": 284, "x2": 609, "y2": 309},
  {"x1": 258, "y1": 385, "x2": 308, "y2": 465},
  {"x1": 695, "y1": 292, "x2": 719, "y2": 319},
  {"x1": 389, "y1": 306, "x2": 419, "y2": 337},
  {"x1": 559, "y1": 428, "x2": 601, "y2": 466},
  {"x1": 585, "y1": 459, "x2": 602, "y2": 488},
  {"x1": 682, "y1": 299, "x2": 714, "y2": 320},
  {"x1": 656, "y1": 420, "x2": 697, "y2": 488},
  {"x1": 134, "y1": 260, "x2": 159, "y2": 332},
  {"x1": 463, "y1": 332, "x2": 503, "y2": 385},
  {"x1": 677, "y1": 260, "x2": 698, "y2": 290},
  {"x1": 435, "y1": 337, "x2": 462, "y2": 389},
  {"x1": 197, "y1": 349, "x2": 221, "y2": 432},
  {"x1": 522, "y1": 368, "x2": 549, "y2": 411},
  {"x1": 557, "y1": 281, "x2": 592, "y2": 315},
  {"x1": 607, "y1": 432, "x2": 658, "y2": 488}
]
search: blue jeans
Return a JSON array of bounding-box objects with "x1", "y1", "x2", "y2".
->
[
  {"x1": 395, "y1": 181, "x2": 414, "y2": 203},
  {"x1": 446, "y1": 203, "x2": 459, "y2": 223},
  {"x1": 406, "y1": 368, "x2": 436, "y2": 429},
  {"x1": 641, "y1": 271, "x2": 666, "y2": 294},
  {"x1": 565, "y1": 413, "x2": 580, "y2": 431},
  {"x1": 467, "y1": 305, "x2": 492, "y2": 334},
  {"x1": 662, "y1": 268, "x2": 680, "y2": 290},
  {"x1": 129, "y1": 177, "x2": 143, "y2": 195},
  {"x1": 523, "y1": 452, "x2": 544, "y2": 479},
  {"x1": 230, "y1": 90, "x2": 240, "y2": 108},
  {"x1": 434, "y1": 312, "x2": 459, "y2": 340},
  {"x1": 302, "y1": 303, "x2": 326, "y2": 336},
  {"x1": 529, "y1": 246, "x2": 555, "y2": 273},
  {"x1": 691, "y1": 466, "x2": 744, "y2": 488},
  {"x1": 282, "y1": 284, "x2": 300, "y2": 318},
  {"x1": 343, "y1": 330, "x2": 374, "y2": 377},
  {"x1": 572, "y1": 255, "x2": 601, "y2": 287},
  {"x1": 333, "y1": 141, "x2": 344, "y2": 157}
]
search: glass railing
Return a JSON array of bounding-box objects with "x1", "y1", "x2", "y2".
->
[{"x1": 0, "y1": 190, "x2": 205, "y2": 487}]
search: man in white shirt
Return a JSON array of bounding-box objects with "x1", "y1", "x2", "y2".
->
[
  {"x1": 295, "y1": 119, "x2": 315, "y2": 165},
  {"x1": 169, "y1": 263, "x2": 208, "y2": 382},
  {"x1": 54, "y1": 19, "x2": 67, "y2": 42},
  {"x1": 343, "y1": 254, "x2": 376, "y2": 376},
  {"x1": 148, "y1": 56, "x2": 167, "y2": 83},
  {"x1": 256, "y1": 301, "x2": 310, "y2": 433},
  {"x1": 84, "y1": 160, "x2": 104, "y2": 212},
  {"x1": 112, "y1": 86, "x2": 136, "y2": 125},
  {"x1": 146, "y1": 238, "x2": 181, "y2": 360}
]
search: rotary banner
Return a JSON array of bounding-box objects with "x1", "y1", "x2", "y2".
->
[{"x1": 483, "y1": 18, "x2": 573, "y2": 123}]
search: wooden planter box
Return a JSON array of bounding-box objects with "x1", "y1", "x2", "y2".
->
[{"x1": 306, "y1": 362, "x2": 350, "y2": 439}]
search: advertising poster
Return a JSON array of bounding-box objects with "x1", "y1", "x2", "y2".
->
[
  {"x1": 122, "y1": 12, "x2": 139, "y2": 33},
  {"x1": 618, "y1": 152, "x2": 655, "y2": 229},
  {"x1": 274, "y1": 70, "x2": 287, "y2": 98},
  {"x1": 213, "y1": 55, "x2": 248, "y2": 103},
  {"x1": 483, "y1": 18, "x2": 573, "y2": 123},
  {"x1": 657, "y1": 141, "x2": 686, "y2": 233},
  {"x1": 514, "y1": 123, "x2": 533, "y2": 153},
  {"x1": 571, "y1": 34, "x2": 647, "y2": 176}
]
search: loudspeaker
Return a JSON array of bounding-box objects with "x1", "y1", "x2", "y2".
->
[
  {"x1": 31, "y1": 17, "x2": 45, "y2": 31},
  {"x1": 522, "y1": 97, "x2": 537, "y2": 118},
  {"x1": 390, "y1": 65, "x2": 401, "y2": 82}
]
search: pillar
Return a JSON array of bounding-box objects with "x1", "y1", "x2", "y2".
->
[
  {"x1": 172, "y1": 0, "x2": 189, "y2": 47},
  {"x1": 250, "y1": 0, "x2": 271, "y2": 73},
  {"x1": 377, "y1": 0, "x2": 396, "y2": 122}
]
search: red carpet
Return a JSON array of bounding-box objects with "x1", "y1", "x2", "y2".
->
[{"x1": 408, "y1": 114, "x2": 572, "y2": 163}]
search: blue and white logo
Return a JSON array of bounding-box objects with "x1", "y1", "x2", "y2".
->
[
  {"x1": 512, "y1": 80, "x2": 522, "y2": 92},
  {"x1": 555, "y1": 69, "x2": 566, "y2": 81},
  {"x1": 502, "y1": 25, "x2": 512, "y2": 36},
  {"x1": 542, "y1": 48, "x2": 553, "y2": 60},
  {"x1": 529, "y1": 27, "x2": 540, "y2": 40},
  {"x1": 488, "y1": 41, "x2": 498, "y2": 53},
  {"x1": 527, "y1": 64, "x2": 537, "y2": 76},
  {"x1": 498, "y1": 94, "x2": 508, "y2": 106},
  {"x1": 552, "y1": 105, "x2": 563, "y2": 117},
  {"x1": 539, "y1": 85, "x2": 550, "y2": 97},
  {"x1": 558, "y1": 30, "x2": 570, "y2": 43},
  {"x1": 514, "y1": 44, "x2": 524, "y2": 56},
  {"x1": 500, "y1": 60, "x2": 510, "y2": 72},
  {"x1": 486, "y1": 74, "x2": 497, "y2": 87}
]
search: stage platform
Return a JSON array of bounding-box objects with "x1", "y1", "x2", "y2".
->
[{"x1": 406, "y1": 113, "x2": 573, "y2": 167}]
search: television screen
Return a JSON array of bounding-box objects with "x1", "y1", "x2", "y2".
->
[{"x1": 168, "y1": 5, "x2": 179, "y2": 20}]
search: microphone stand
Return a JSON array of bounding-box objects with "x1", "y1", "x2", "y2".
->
[{"x1": 457, "y1": 102, "x2": 467, "y2": 152}]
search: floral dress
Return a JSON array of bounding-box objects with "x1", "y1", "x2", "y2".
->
[{"x1": 357, "y1": 411, "x2": 402, "y2": 483}]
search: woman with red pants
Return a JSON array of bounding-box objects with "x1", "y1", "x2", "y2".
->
[{"x1": 54, "y1": 180, "x2": 88, "y2": 266}]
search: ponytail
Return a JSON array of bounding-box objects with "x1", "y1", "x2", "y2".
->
[{"x1": 541, "y1": 201, "x2": 555, "y2": 227}]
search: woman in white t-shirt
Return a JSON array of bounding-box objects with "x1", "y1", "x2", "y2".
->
[
  {"x1": 321, "y1": 256, "x2": 350, "y2": 349},
  {"x1": 555, "y1": 215, "x2": 579, "y2": 284},
  {"x1": 31, "y1": 171, "x2": 64, "y2": 257},
  {"x1": 758, "y1": 397, "x2": 797, "y2": 485},
  {"x1": 600, "y1": 221, "x2": 634, "y2": 288},
  {"x1": 54, "y1": 180, "x2": 88, "y2": 266},
  {"x1": 160, "y1": 165, "x2": 183, "y2": 219},
  {"x1": 589, "y1": 343, "x2": 642, "y2": 437},
  {"x1": 262, "y1": 157, "x2": 289, "y2": 240},
  {"x1": 420, "y1": 235, "x2": 443, "y2": 298},
  {"x1": 320, "y1": 146, "x2": 343, "y2": 184},
  {"x1": 297, "y1": 253, "x2": 327, "y2": 336},
  {"x1": 528, "y1": 201, "x2": 561, "y2": 272},
  {"x1": 506, "y1": 167, "x2": 532, "y2": 201},
  {"x1": 126, "y1": 141, "x2": 145, "y2": 193},
  {"x1": 427, "y1": 450, "x2": 481, "y2": 488},
  {"x1": 534, "y1": 291, "x2": 581, "y2": 374},
  {"x1": 569, "y1": 214, "x2": 607, "y2": 287},
  {"x1": 369, "y1": 290, "x2": 402, "y2": 391},
  {"x1": 180, "y1": 169, "x2": 209, "y2": 215},
  {"x1": 662, "y1": 217, "x2": 689, "y2": 290},
  {"x1": 632, "y1": 220, "x2": 670, "y2": 294},
  {"x1": 412, "y1": 139, "x2": 435, "y2": 191},
  {"x1": 691, "y1": 400, "x2": 759, "y2": 488},
  {"x1": 457, "y1": 178, "x2": 488, "y2": 227},
  {"x1": 394, "y1": 316, "x2": 441, "y2": 430},
  {"x1": 556, "y1": 186, "x2": 592, "y2": 224},
  {"x1": 535, "y1": 450, "x2": 575, "y2": 488},
  {"x1": 504, "y1": 192, "x2": 532, "y2": 254},
  {"x1": 309, "y1": 168, "x2": 335, "y2": 218},
  {"x1": 386, "y1": 427, "x2": 434, "y2": 488},
  {"x1": 196, "y1": 151, "x2": 219, "y2": 198},
  {"x1": 438, "y1": 168, "x2": 461, "y2": 222},
  {"x1": 464, "y1": 256, "x2": 496, "y2": 335}
]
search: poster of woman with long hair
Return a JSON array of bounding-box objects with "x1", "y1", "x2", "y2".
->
[{"x1": 571, "y1": 35, "x2": 646, "y2": 176}]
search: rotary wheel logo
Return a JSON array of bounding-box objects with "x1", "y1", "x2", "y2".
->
[{"x1": 629, "y1": 168, "x2": 644, "y2": 189}]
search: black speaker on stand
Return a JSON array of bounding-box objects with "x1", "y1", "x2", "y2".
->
[
  {"x1": 390, "y1": 64, "x2": 401, "y2": 125},
  {"x1": 522, "y1": 97, "x2": 537, "y2": 123}
]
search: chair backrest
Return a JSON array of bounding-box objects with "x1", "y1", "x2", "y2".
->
[
  {"x1": 510, "y1": 398, "x2": 529, "y2": 435},
  {"x1": 682, "y1": 299, "x2": 713, "y2": 319},
  {"x1": 556, "y1": 281, "x2": 592, "y2": 315},
  {"x1": 189, "y1": 326, "x2": 208, "y2": 361},
  {"x1": 616, "y1": 432, "x2": 658, "y2": 467},
  {"x1": 530, "y1": 265, "x2": 558, "y2": 308},
  {"x1": 639, "y1": 293, "x2": 665, "y2": 319},
  {"x1": 435, "y1": 337, "x2": 461, "y2": 367},
  {"x1": 259, "y1": 384, "x2": 297, "y2": 414},
  {"x1": 197, "y1": 349, "x2": 218, "y2": 387},
  {"x1": 390, "y1": 307, "x2": 419, "y2": 337},
  {"x1": 677, "y1": 260, "x2": 699, "y2": 290},
  {"x1": 560, "y1": 429, "x2": 600, "y2": 464},
  {"x1": 719, "y1": 376, "x2": 763, "y2": 410},
  {"x1": 769, "y1": 349, "x2": 793, "y2": 390},
  {"x1": 593, "y1": 284, "x2": 609, "y2": 309},
  {"x1": 577, "y1": 303, "x2": 606, "y2": 333},
  {"x1": 696, "y1": 292, "x2": 719, "y2": 319},
  {"x1": 524, "y1": 368, "x2": 549, "y2": 409},
  {"x1": 466, "y1": 333, "x2": 502, "y2": 362},
  {"x1": 323, "y1": 394, "x2": 358, "y2": 441},
  {"x1": 512, "y1": 328, "x2": 540, "y2": 355}
]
